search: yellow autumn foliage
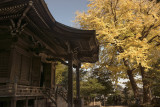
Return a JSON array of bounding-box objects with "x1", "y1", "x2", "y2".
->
[{"x1": 75, "y1": 0, "x2": 160, "y2": 70}]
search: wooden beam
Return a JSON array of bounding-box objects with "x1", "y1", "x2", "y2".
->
[{"x1": 46, "y1": 58, "x2": 68, "y2": 66}]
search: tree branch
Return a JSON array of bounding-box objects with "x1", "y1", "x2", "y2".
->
[
  {"x1": 148, "y1": 35, "x2": 159, "y2": 43},
  {"x1": 139, "y1": 24, "x2": 154, "y2": 40}
]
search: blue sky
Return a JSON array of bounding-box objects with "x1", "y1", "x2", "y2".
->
[{"x1": 44, "y1": 0, "x2": 89, "y2": 27}]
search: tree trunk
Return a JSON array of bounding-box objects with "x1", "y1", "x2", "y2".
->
[
  {"x1": 126, "y1": 69, "x2": 139, "y2": 98},
  {"x1": 123, "y1": 59, "x2": 139, "y2": 98},
  {"x1": 140, "y1": 65, "x2": 152, "y2": 105}
]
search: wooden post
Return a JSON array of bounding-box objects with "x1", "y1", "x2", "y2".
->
[
  {"x1": 34, "y1": 97, "x2": 37, "y2": 107},
  {"x1": 68, "y1": 54, "x2": 73, "y2": 107},
  {"x1": 11, "y1": 98, "x2": 16, "y2": 107},
  {"x1": 11, "y1": 77, "x2": 17, "y2": 107},
  {"x1": 76, "y1": 64, "x2": 82, "y2": 107},
  {"x1": 76, "y1": 65, "x2": 80, "y2": 99},
  {"x1": 14, "y1": 80, "x2": 17, "y2": 96},
  {"x1": 51, "y1": 63, "x2": 56, "y2": 89},
  {"x1": 25, "y1": 97, "x2": 28, "y2": 107}
]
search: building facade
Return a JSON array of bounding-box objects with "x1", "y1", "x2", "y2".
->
[{"x1": 0, "y1": 0, "x2": 99, "y2": 107}]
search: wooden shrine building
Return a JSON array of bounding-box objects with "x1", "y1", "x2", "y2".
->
[{"x1": 0, "y1": 0, "x2": 99, "y2": 107}]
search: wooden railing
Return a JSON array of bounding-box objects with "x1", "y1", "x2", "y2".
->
[
  {"x1": 0, "y1": 84, "x2": 68, "y2": 105},
  {"x1": 0, "y1": 84, "x2": 14, "y2": 97},
  {"x1": 16, "y1": 85, "x2": 43, "y2": 96},
  {"x1": 0, "y1": 83, "x2": 43, "y2": 97},
  {"x1": 43, "y1": 88, "x2": 57, "y2": 106},
  {"x1": 56, "y1": 85, "x2": 68, "y2": 102}
]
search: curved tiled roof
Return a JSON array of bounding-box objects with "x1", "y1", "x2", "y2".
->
[{"x1": 0, "y1": 0, "x2": 99, "y2": 63}]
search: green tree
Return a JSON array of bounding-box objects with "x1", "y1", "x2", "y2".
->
[
  {"x1": 55, "y1": 62, "x2": 68, "y2": 88},
  {"x1": 80, "y1": 78, "x2": 105, "y2": 97},
  {"x1": 148, "y1": 60, "x2": 160, "y2": 97},
  {"x1": 91, "y1": 68, "x2": 113, "y2": 95}
]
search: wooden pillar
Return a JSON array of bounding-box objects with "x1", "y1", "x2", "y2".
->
[
  {"x1": 76, "y1": 65, "x2": 80, "y2": 99},
  {"x1": 75, "y1": 64, "x2": 82, "y2": 107},
  {"x1": 51, "y1": 63, "x2": 56, "y2": 89},
  {"x1": 25, "y1": 97, "x2": 28, "y2": 107},
  {"x1": 68, "y1": 55, "x2": 73, "y2": 107},
  {"x1": 11, "y1": 78, "x2": 17, "y2": 107},
  {"x1": 34, "y1": 97, "x2": 37, "y2": 107},
  {"x1": 11, "y1": 98, "x2": 16, "y2": 107}
]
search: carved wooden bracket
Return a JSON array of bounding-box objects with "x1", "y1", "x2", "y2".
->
[
  {"x1": 29, "y1": 35, "x2": 46, "y2": 55},
  {"x1": 9, "y1": 1, "x2": 33, "y2": 41},
  {"x1": 31, "y1": 41, "x2": 46, "y2": 55}
]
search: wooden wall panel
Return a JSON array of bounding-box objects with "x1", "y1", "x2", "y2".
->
[
  {"x1": 20, "y1": 55, "x2": 31, "y2": 84},
  {"x1": 14, "y1": 52, "x2": 21, "y2": 81},
  {"x1": 0, "y1": 51, "x2": 10, "y2": 78},
  {"x1": 0, "y1": 39, "x2": 11, "y2": 83},
  {"x1": 31, "y1": 57, "x2": 41, "y2": 86},
  {"x1": 0, "y1": 39, "x2": 11, "y2": 49}
]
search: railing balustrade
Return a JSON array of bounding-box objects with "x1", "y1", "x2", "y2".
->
[
  {"x1": 0, "y1": 84, "x2": 14, "y2": 96},
  {"x1": 56, "y1": 85, "x2": 68, "y2": 102},
  {"x1": 0, "y1": 83, "x2": 68, "y2": 106},
  {"x1": 0, "y1": 84, "x2": 44, "y2": 97}
]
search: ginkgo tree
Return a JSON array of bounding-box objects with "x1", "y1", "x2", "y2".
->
[{"x1": 75, "y1": 0, "x2": 160, "y2": 105}]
